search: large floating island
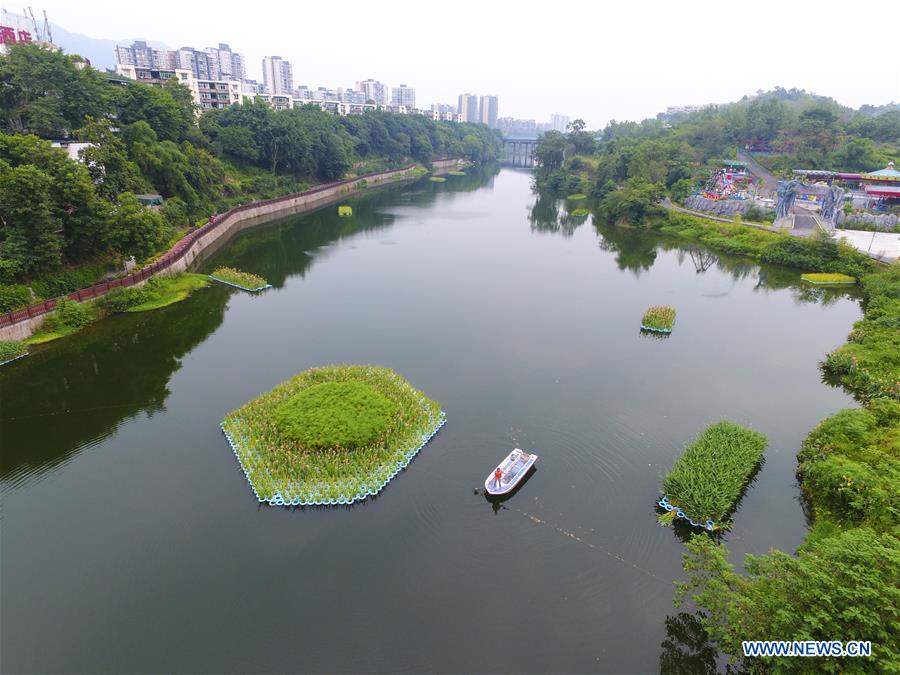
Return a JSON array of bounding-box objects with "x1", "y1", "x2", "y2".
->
[{"x1": 221, "y1": 365, "x2": 445, "y2": 506}]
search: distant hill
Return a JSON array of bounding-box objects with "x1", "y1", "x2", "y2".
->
[{"x1": 1, "y1": 10, "x2": 168, "y2": 72}]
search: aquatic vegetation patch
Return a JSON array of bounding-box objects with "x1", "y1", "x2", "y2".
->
[
  {"x1": 338, "y1": 205, "x2": 353, "y2": 217},
  {"x1": 801, "y1": 272, "x2": 857, "y2": 285},
  {"x1": 429, "y1": 176, "x2": 447, "y2": 182},
  {"x1": 273, "y1": 381, "x2": 398, "y2": 450},
  {"x1": 567, "y1": 193, "x2": 588, "y2": 200},
  {"x1": 641, "y1": 305, "x2": 676, "y2": 333},
  {"x1": 0, "y1": 340, "x2": 27, "y2": 366},
  {"x1": 209, "y1": 267, "x2": 271, "y2": 292},
  {"x1": 221, "y1": 365, "x2": 445, "y2": 506},
  {"x1": 447, "y1": 170, "x2": 467, "y2": 176},
  {"x1": 659, "y1": 421, "x2": 767, "y2": 530},
  {"x1": 571, "y1": 208, "x2": 590, "y2": 217}
]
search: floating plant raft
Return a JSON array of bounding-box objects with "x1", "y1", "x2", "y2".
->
[
  {"x1": 658, "y1": 421, "x2": 767, "y2": 531},
  {"x1": 221, "y1": 365, "x2": 445, "y2": 506},
  {"x1": 567, "y1": 193, "x2": 587, "y2": 200},
  {"x1": 641, "y1": 305, "x2": 676, "y2": 333},
  {"x1": 800, "y1": 273, "x2": 856, "y2": 285},
  {"x1": 208, "y1": 267, "x2": 271, "y2": 292},
  {"x1": 0, "y1": 340, "x2": 28, "y2": 367},
  {"x1": 338, "y1": 205, "x2": 353, "y2": 217},
  {"x1": 429, "y1": 176, "x2": 447, "y2": 182},
  {"x1": 447, "y1": 170, "x2": 466, "y2": 176}
]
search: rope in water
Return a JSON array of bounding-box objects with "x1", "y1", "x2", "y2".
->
[{"x1": 498, "y1": 502, "x2": 671, "y2": 586}]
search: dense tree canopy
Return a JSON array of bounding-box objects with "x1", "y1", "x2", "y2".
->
[{"x1": 0, "y1": 43, "x2": 501, "y2": 289}]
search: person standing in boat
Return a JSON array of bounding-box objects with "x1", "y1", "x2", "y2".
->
[{"x1": 494, "y1": 467, "x2": 503, "y2": 489}]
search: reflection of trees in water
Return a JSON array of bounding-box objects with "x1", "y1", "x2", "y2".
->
[
  {"x1": 659, "y1": 612, "x2": 722, "y2": 675},
  {"x1": 204, "y1": 165, "x2": 502, "y2": 286},
  {"x1": 528, "y1": 191, "x2": 587, "y2": 238},
  {"x1": 0, "y1": 288, "x2": 229, "y2": 483},
  {"x1": 689, "y1": 249, "x2": 718, "y2": 274},
  {"x1": 595, "y1": 222, "x2": 659, "y2": 274}
]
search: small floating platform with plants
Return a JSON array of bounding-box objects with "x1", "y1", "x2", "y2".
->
[
  {"x1": 484, "y1": 448, "x2": 539, "y2": 497},
  {"x1": 800, "y1": 273, "x2": 856, "y2": 285},
  {"x1": 338, "y1": 205, "x2": 353, "y2": 217},
  {"x1": 0, "y1": 340, "x2": 28, "y2": 367},
  {"x1": 221, "y1": 365, "x2": 446, "y2": 506},
  {"x1": 446, "y1": 170, "x2": 466, "y2": 176},
  {"x1": 567, "y1": 193, "x2": 587, "y2": 200},
  {"x1": 208, "y1": 267, "x2": 271, "y2": 292},
  {"x1": 657, "y1": 421, "x2": 767, "y2": 531},
  {"x1": 640, "y1": 305, "x2": 676, "y2": 333},
  {"x1": 429, "y1": 176, "x2": 447, "y2": 182}
]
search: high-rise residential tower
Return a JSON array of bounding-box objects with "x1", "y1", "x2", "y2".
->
[
  {"x1": 205, "y1": 43, "x2": 246, "y2": 82},
  {"x1": 391, "y1": 84, "x2": 416, "y2": 109},
  {"x1": 458, "y1": 93, "x2": 478, "y2": 123},
  {"x1": 356, "y1": 79, "x2": 389, "y2": 105},
  {"x1": 478, "y1": 95, "x2": 499, "y2": 128},
  {"x1": 262, "y1": 56, "x2": 293, "y2": 95}
]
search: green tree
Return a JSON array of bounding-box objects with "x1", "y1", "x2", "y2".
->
[
  {"x1": 535, "y1": 131, "x2": 566, "y2": 171},
  {"x1": 0, "y1": 43, "x2": 110, "y2": 137},
  {"x1": 109, "y1": 192, "x2": 171, "y2": 260},
  {"x1": 0, "y1": 164, "x2": 62, "y2": 275},
  {"x1": 677, "y1": 529, "x2": 900, "y2": 673},
  {"x1": 76, "y1": 118, "x2": 146, "y2": 199}
]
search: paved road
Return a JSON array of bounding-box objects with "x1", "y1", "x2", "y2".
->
[
  {"x1": 738, "y1": 151, "x2": 779, "y2": 197},
  {"x1": 792, "y1": 210, "x2": 819, "y2": 236}
]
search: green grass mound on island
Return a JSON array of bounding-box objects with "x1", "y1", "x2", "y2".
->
[
  {"x1": 567, "y1": 193, "x2": 588, "y2": 200},
  {"x1": 222, "y1": 365, "x2": 445, "y2": 506},
  {"x1": 641, "y1": 305, "x2": 676, "y2": 332},
  {"x1": 209, "y1": 267, "x2": 269, "y2": 291},
  {"x1": 429, "y1": 176, "x2": 447, "y2": 182},
  {"x1": 0, "y1": 339, "x2": 28, "y2": 364},
  {"x1": 801, "y1": 272, "x2": 857, "y2": 285},
  {"x1": 660, "y1": 421, "x2": 768, "y2": 530},
  {"x1": 571, "y1": 208, "x2": 590, "y2": 217}
]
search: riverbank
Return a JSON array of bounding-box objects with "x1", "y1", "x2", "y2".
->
[
  {"x1": 0, "y1": 160, "x2": 462, "y2": 342},
  {"x1": 654, "y1": 205, "x2": 899, "y2": 670}
]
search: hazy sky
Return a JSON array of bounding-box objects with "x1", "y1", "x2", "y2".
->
[{"x1": 35, "y1": 0, "x2": 900, "y2": 127}]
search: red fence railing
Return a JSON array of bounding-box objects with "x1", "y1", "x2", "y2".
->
[{"x1": 0, "y1": 162, "x2": 434, "y2": 329}]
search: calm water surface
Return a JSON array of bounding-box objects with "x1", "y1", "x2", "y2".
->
[{"x1": 1, "y1": 168, "x2": 860, "y2": 673}]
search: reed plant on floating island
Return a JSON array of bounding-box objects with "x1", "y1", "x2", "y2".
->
[
  {"x1": 221, "y1": 365, "x2": 445, "y2": 506},
  {"x1": 641, "y1": 305, "x2": 676, "y2": 333},
  {"x1": 0, "y1": 339, "x2": 28, "y2": 366},
  {"x1": 658, "y1": 421, "x2": 767, "y2": 531},
  {"x1": 209, "y1": 266, "x2": 270, "y2": 292}
]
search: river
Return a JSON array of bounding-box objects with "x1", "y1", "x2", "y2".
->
[{"x1": 0, "y1": 167, "x2": 861, "y2": 673}]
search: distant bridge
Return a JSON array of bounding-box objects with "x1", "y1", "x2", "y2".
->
[{"x1": 503, "y1": 137, "x2": 537, "y2": 167}]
